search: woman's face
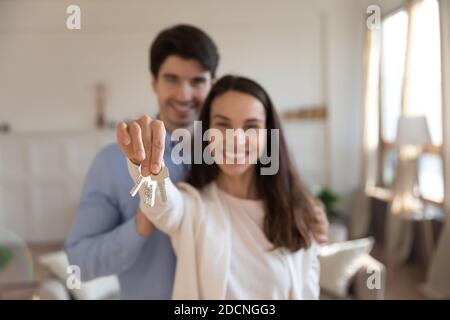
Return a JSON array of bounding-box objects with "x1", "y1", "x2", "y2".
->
[{"x1": 209, "y1": 90, "x2": 267, "y2": 177}]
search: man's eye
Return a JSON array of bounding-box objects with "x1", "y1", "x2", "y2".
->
[
  {"x1": 166, "y1": 77, "x2": 178, "y2": 84},
  {"x1": 191, "y1": 80, "x2": 205, "y2": 88}
]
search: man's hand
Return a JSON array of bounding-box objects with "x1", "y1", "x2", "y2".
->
[
  {"x1": 311, "y1": 204, "x2": 329, "y2": 244},
  {"x1": 116, "y1": 115, "x2": 166, "y2": 177},
  {"x1": 135, "y1": 208, "x2": 155, "y2": 237},
  {"x1": 116, "y1": 115, "x2": 166, "y2": 237}
]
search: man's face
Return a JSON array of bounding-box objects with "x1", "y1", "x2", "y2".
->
[{"x1": 152, "y1": 55, "x2": 213, "y2": 132}]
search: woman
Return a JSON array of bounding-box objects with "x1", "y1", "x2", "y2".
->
[{"x1": 123, "y1": 75, "x2": 320, "y2": 299}]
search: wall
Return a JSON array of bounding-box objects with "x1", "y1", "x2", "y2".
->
[
  {"x1": 1, "y1": 0, "x2": 328, "y2": 131},
  {"x1": 0, "y1": 131, "x2": 114, "y2": 242}
]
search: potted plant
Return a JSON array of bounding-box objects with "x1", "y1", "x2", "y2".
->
[
  {"x1": 316, "y1": 187, "x2": 341, "y2": 221},
  {"x1": 316, "y1": 187, "x2": 349, "y2": 242},
  {"x1": 0, "y1": 245, "x2": 14, "y2": 272}
]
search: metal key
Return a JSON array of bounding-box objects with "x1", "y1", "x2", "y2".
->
[
  {"x1": 130, "y1": 175, "x2": 146, "y2": 197},
  {"x1": 130, "y1": 174, "x2": 158, "y2": 207},
  {"x1": 151, "y1": 165, "x2": 169, "y2": 202},
  {"x1": 143, "y1": 178, "x2": 157, "y2": 207}
]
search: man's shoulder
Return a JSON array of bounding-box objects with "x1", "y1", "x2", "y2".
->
[
  {"x1": 86, "y1": 143, "x2": 130, "y2": 187},
  {"x1": 90, "y1": 143, "x2": 128, "y2": 175},
  {"x1": 95, "y1": 143, "x2": 124, "y2": 163}
]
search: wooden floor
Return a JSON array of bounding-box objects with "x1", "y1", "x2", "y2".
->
[
  {"x1": 384, "y1": 264, "x2": 428, "y2": 299},
  {"x1": 0, "y1": 243, "x2": 62, "y2": 299},
  {"x1": 371, "y1": 243, "x2": 430, "y2": 299}
]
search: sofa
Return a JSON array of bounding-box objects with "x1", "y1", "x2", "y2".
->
[
  {"x1": 320, "y1": 254, "x2": 385, "y2": 300},
  {"x1": 35, "y1": 239, "x2": 386, "y2": 300}
]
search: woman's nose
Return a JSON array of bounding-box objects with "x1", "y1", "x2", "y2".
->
[{"x1": 225, "y1": 130, "x2": 246, "y2": 152}]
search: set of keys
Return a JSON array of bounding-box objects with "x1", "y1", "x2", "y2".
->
[{"x1": 129, "y1": 165, "x2": 169, "y2": 207}]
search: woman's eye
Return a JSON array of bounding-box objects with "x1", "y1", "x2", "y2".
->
[{"x1": 214, "y1": 122, "x2": 228, "y2": 127}]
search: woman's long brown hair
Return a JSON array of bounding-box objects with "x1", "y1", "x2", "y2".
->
[{"x1": 187, "y1": 75, "x2": 318, "y2": 252}]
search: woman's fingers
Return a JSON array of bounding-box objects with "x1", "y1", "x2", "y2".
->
[
  {"x1": 130, "y1": 121, "x2": 145, "y2": 163},
  {"x1": 115, "y1": 116, "x2": 165, "y2": 175},
  {"x1": 150, "y1": 120, "x2": 166, "y2": 175},
  {"x1": 117, "y1": 122, "x2": 133, "y2": 159},
  {"x1": 117, "y1": 122, "x2": 131, "y2": 146},
  {"x1": 140, "y1": 116, "x2": 153, "y2": 177}
]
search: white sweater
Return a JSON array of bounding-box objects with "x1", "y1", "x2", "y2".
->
[
  {"x1": 220, "y1": 190, "x2": 292, "y2": 299},
  {"x1": 128, "y1": 160, "x2": 320, "y2": 300}
]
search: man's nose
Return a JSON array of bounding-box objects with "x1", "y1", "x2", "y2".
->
[{"x1": 175, "y1": 82, "x2": 193, "y2": 103}]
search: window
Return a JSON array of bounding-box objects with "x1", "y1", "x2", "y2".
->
[
  {"x1": 379, "y1": 0, "x2": 443, "y2": 204},
  {"x1": 380, "y1": 10, "x2": 408, "y2": 144}
]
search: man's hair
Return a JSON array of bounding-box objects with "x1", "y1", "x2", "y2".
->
[{"x1": 150, "y1": 24, "x2": 220, "y2": 78}]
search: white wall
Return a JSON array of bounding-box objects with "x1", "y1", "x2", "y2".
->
[
  {"x1": 0, "y1": 0, "x2": 404, "y2": 225},
  {"x1": 0, "y1": 131, "x2": 114, "y2": 242},
  {"x1": 0, "y1": 0, "x2": 328, "y2": 131}
]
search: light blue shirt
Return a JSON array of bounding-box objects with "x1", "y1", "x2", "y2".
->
[{"x1": 65, "y1": 133, "x2": 190, "y2": 299}]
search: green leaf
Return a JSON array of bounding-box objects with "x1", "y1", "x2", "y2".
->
[
  {"x1": 0, "y1": 245, "x2": 14, "y2": 270},
  {"x1": 316, "y1": 187, "x2": 341, "y2": 219}
]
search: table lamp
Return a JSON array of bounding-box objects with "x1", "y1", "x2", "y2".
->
[{"x1": 390, "y1": 115, "x2": 432, "y2": 219}]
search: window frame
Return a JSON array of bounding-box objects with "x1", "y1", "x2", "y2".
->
[{"x1": 377, "y1": 1, "x2": 445, "y2": 207}]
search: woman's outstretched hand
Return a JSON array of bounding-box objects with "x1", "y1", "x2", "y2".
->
[
  {"x1": 116, "y1": 115, "x2": 166, "y2": 177},
  {"x1": 116, "y1": 115, "x2": 166, "y2": 238}
]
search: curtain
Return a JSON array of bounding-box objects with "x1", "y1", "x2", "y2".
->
[
  {"x1": 353, "y1": 0, "x2": 448, "y2": 293},
  {"x1": 383, "y1": 0, "x2": 418, "y2": 265},
  {"x1": 350, "y1": 26, "x2": 380, "y2": 239},
  {"x1": 384, "y1": 0, "x2": 444, "y2": 265},
  {"x1": 424, "y1": 0, "x2": 450, "y2": 299}
]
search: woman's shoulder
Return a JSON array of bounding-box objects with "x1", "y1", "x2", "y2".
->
[
  {"x1": 176, "y1": 181, "x2": 216, "y2": 196},
  {"x1": 174, "y1": 181, "x2": 224, "y2": 225},
  {"x1": 174, "y1": 181, "x2": 218, "y2": 208}
]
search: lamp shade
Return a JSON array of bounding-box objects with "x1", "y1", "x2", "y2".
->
[{"x1": 395, "y1": 115, "x2": 432, "y2": 146}]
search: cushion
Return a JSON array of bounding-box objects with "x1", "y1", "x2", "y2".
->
[
  {"x1": 38, "y1": 251, "x2": 120, "y2": 300},
  {"x1": 318, "y1": 237, "x2": 374, "y2": 298}
]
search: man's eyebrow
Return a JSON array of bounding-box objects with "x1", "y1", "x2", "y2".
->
[
  {"x1": 191, "y1": 75, "x2": 208, "y2": 82},
  {"x1": 161, "y1": 73, "x2": 179, "y2": 79}
]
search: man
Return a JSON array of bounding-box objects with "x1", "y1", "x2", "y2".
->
[{"x1": 66, "y1": 24, "x2": 329, "y2": 299}]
